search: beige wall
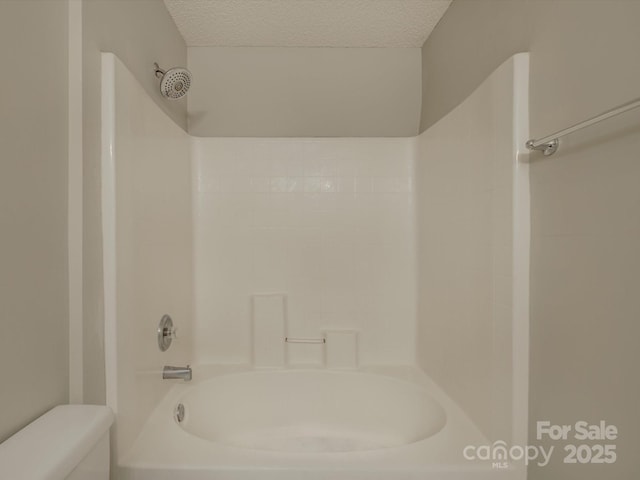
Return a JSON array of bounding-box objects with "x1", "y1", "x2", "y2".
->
[
  {"x1": 82, "y1": 0, "x2": 187, "y2": 404},
  {"x1": 188, "y1": 47, "x2": 422, "y2": 137},
  {"x1": 0, "y1": 0, "x2": 69, "y2": 441},
  {"x1": 420, "y1": 0, "x2": 529, "y2": 132},
  {"x1": 421, "y1": 1, "x2": 640, "y2": 478}
]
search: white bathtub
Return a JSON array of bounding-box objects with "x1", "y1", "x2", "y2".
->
[
  {"x1": 178, "y1": 370, "x2": 445, "y2": 453},
  {"x1": 118, "y1": 366, "x2": 516, "y2": 480}
]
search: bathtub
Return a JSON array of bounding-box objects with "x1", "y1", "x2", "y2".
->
[{"x1": 118, "y1": 366, "x2": 515, "y2": 480}]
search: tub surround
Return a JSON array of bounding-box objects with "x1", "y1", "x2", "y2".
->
[
  {"x1": 101, "y1": 53, "x2": 193, "y2": 460},
  {"x1": 416, "y1": 54, "x2": 529, "y2": 445},
  {"x1": 82, "y1": 0, "x2": 188, "y2": 408},
  {"x1": 252, "y1": 294, "x2": 287, "y2": 368},
  {"x1": 193, "y1": 137, "x2": 417, "y2": 367},
  {"x1": 324, "y1": 330, "x2": 358, "y2": 369},
  {"x1": 103, "y1": 53, "x2": 528, "y2": 479}
]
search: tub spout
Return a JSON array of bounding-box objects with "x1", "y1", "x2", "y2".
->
[{"x1": 163, "y1": 365, "x2": 192, "y2": 381}]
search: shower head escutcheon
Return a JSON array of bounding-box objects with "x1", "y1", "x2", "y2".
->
[{"x1": 154, "y1": 62, "x2": 192, "y2": 99}]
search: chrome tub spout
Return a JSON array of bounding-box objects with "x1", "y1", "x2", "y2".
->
[{"x1": 163, "y1": 365, "x2": 192, "y2": 381}]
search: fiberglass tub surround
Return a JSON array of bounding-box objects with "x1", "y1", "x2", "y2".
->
[{"x1": 103, "y1": 52, "x2": 529, "y2": 479}]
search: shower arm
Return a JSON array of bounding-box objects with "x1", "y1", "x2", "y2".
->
[{"x1": 153, "y1": 62, "x2": 165, "y2": 79}]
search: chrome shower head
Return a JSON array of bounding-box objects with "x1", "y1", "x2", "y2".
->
[{"x1": 154, "y1": 62, "x2": 192, "y2": 100}]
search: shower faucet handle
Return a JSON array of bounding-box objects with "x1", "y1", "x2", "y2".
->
[
  {"x1": 166, "y1": 326, "x2": 179, "y2": 340},
  {"x1": 157, "y1": 314, "x2": 178, "y2": 352}
]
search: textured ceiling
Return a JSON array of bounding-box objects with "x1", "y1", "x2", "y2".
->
[{"x1": 164, "y1": 0, "x2": 452, "y2": 48}]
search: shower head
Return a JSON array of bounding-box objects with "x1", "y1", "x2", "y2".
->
[{"x1": 154, "y1": 62, "x2": 192, "y2": 100}]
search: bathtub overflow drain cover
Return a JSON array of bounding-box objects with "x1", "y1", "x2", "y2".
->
[{"x1": 175, "y1": 403, "x2": 185, "y2": 423}]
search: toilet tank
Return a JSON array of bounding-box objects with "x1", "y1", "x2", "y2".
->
[{"x1": 0, "y1": 405, "x2": 114, "y2": 480}]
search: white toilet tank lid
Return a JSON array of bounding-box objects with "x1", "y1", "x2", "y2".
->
[{"x1": 0, "y1": 405, "x2": 114, "y2": 480}]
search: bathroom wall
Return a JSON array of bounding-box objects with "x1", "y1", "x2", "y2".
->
[
  {"x1": 102, "y1": 54, "x2": 193, "y2": 458},
  {"x1": 419, "y1": 0, "x2": 529, "y2": 132},
  {"x1": 415, "y1": 55, "x2": 528, "y2": 443},
  {"x1": 188, "y1": 47, "x2": 422, "y2": 137},
  {"x1": 82, "y1": 0, "x2": 188, "y2": 404},
  {"x1": 421, "y1": 1, "x2": 640, "y2": 478},
  {"x1": 193, "y1": 138, "x2": 416, "y2": 366},
  {"x1": 0, "y1": 0, "x2": 69, "y2": 442}
]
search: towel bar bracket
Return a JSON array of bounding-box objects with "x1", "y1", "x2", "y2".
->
[{"x1": 526, "y1": 138, "x2": 559, "y2": 156}]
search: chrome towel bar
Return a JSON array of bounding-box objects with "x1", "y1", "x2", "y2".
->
[{"x1": 526, "y1": 96, "x2": 640, "y2": 156}]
